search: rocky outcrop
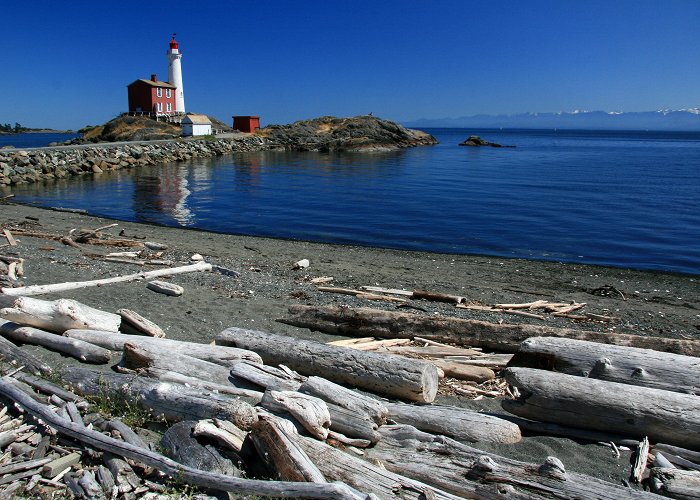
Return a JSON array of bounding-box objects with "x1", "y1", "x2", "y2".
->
[
  {"x1": 459, "y1": 135, "x2": 514, "y2": 148},
  {"x1": 0, "y1": 137, "x2": 266, "y2": 186},
  {"x1": 81, "y1": 116, "x2": 181, "y2": 143},
  {"x1": 258, "y1": 115, "x2": 437, "y2": 152}
]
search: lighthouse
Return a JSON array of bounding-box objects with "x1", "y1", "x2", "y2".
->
[{"x1": 167, "y1": 34, "x2": 185, "y2": 114}]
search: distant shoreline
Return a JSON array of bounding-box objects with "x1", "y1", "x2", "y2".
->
[{"x1": 0, "y1": 129, "x2": 75, "y2": 135}]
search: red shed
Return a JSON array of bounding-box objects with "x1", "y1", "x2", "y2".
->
[
  {"x1": 232, "y1": 116, "x2": 261, "y2": 133},
  {"x1": 127, "y1": 74, "x2": 177, "y2": 116}
]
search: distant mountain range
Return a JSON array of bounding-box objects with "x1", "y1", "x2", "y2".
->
[{"x1": 404, "y1": 108, "x2": 700, "y2": 131}]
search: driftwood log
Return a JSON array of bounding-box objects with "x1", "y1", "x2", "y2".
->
[
  {"x1": 0, "y1": 297, "x2": 121, "y2": 333},
  {"x1": 261, "y1": 390, "x2": 330, "y2": 440},
  {"x1": 0, "y1": 336, "x2": 52, "y2": 376},
  {"x1": 650, "y1": 467, "x2": 700, "y2": 499},
  {"x1": 510, "y1": 336, "x2": 700, "y2": 394},
  {"x1": 386, "y1": 402, "x2": 521, "y2": 444},
  {"x1": 279, "y1": 305, "x2": 700, "y2": 356},
  {"x1": 0, "y1": 319, "x2": 111, "y2": 364},
  {"x1": 293, "y1": 432, "x2": 463, "y2": 499},
  {"x1": 216, "y1": 327, "x2": 440, "y2": 403},
  {"x1": 298, "y1": 376, "x2": 388, "y2": 425},
  {"x1": 364, "y1": 424, "x2": 656, "y2": 499},
  {"x1": 0, "y1": 261, "x2": 212, "y2": 297},
  {"x1": 325, "y1": 402, "x2": 381, "y2": 444},
  {"x1": 62, "y1": 367, "x2": 259, "y2": 427},
  {"x1": 503, "y1": 367, "x2": 700, "y2": 449},
  {"x1": 230, "y1": 362, "x2": 303, "y2": 391},
  {"x1": 117, "y1": 309, "x2": 165, "y2": 338},
  {"x1": 0, "y1": 377, "x2": 367, "y2": 499},
  {"x1": 64, "y1": 329, "x2": 262, "y2": 365}
]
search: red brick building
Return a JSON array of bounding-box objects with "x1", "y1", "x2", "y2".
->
[{"x1": 127, "y1": 74, "x2": 177, "y2": 116}]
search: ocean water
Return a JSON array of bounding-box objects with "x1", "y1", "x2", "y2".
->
[
  {"x1": 0, "y1": 133, "x2": 79, "y2": 148},
  {"x1": 6, "y1": 128, "x2": 700, "y2": 275}
]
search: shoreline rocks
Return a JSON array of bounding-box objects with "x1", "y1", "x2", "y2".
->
[{"x1": 459, "y1": 135, "x2": 515, "y2": 148}]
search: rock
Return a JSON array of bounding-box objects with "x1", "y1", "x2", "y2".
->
[
  {"x1": 459, "y1": 135, "x2": 515, "y2": 148},
  {"x1": 190, "y1": 253, "x2": 204, "y2": 262},
  {"x1": 258, "y1": 115, "x2": 438, "y2": 152},
  {"x1": 293, "y1": 259, "x2": 310, "y2": 270}
]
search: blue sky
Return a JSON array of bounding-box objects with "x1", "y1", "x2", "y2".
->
[{"x1": 3, "y1": 1, "x2": 699, "y2": 129}]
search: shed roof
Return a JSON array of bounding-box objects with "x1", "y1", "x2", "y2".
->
[
  {"x1": 127, "y1": 79, "x2": 176, "y2": 89},
  {"x1": 182, "y1": 114, "x2": 212, "y2": 125}
]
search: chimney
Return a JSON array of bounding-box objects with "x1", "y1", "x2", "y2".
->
[{"x1": 151, "y1": 74, "x2": 158, "y2": 82}]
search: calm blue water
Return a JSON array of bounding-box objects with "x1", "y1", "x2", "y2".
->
[
  {"x1": 0, "y1": 133, "x2": 79, "y2": 148},
  {"x1": 6, "y1": 129, "x2": 700, "y2": 275}
]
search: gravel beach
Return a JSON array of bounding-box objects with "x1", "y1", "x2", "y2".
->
[{"x1": 1, "y1": 201, "x2": 698, "y2": 489}]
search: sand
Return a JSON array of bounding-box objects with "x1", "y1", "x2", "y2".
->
[{"x1": 1, "y1": 202, "x2": 698, "y2": 489}]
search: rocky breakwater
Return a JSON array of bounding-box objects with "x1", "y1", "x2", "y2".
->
[
  {"x1": 258, "y1": 115, "x2": 438, "y2": 152},
  {"x1": 0, "y1": 137, "x2": 267, "y2": 186}
]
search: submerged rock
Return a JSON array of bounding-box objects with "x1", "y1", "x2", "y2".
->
[
  {"x1": 459, "y1": 135, "x2": 515, "y2": 148},
  {"x1": 257, "y1": 115, "x2": 438, "y2": 152}
]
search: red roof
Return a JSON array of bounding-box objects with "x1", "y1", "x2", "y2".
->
[{"x1": 169, "y1": 36, "x2": 179, "y2": 50}]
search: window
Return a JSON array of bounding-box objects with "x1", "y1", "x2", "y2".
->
[
  {"x1": 157, "y1": 102, "x2": 163, "y2": 112},
  {"x1": 166, "y1": 103, "x2": 172, "y2": 112},
  {"x1": 156, "y1": 87, "x2": 162, "y2": 97},
  {"x1": 166, "y1": 89, "x2": 172, "y2": 98}
]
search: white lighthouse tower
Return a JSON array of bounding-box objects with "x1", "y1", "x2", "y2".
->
[{"x1": 167, "y1": 34, "x2": 185, "y2": 114}]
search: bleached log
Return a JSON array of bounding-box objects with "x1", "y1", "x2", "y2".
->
[
  {"x1": 387, "y1": 402, "x2": 521, "y2": 444},
  {"x1": 298, "y1": 376, "x2": 388, "y2": 425},
  {"x1": 261, "y1": 390, "x2": 330, "y2": 440},
  {"x1": 135, "y1": 368, "x2": 263, "y2": 402},
  {"x1": 0, "y1": 261, "x2": 212, "y2": 297},
  {"x1": 412, "y1": 290, "x2": 464, "y2": 304},
  {"x1": 0, "y1": 297, "x2": 121, "y2": 333},
  {"x1": 193, "y1": 419, "x2": 247, "y2": 453},
  {"x1": 230, "y1": 361, "x2": 303, "y2": 391},
  {"x1": 431, "y1": 360, "x2": 495, "y2": 382},
  {"x1": 364, "y1": 424, "x2": 656, "y2": 499},
  {"x1": 510, "y1": 336, "x2": 700, "y2": 394},
  {"x1": 146, "y1": 280, "x2": 184, "y2": 296},
  {"x1": 654, "y1": 443, "x2": 700, "y2": 466},
  {"x1": 650, "y1": 467, "x2": 700, "y2": 499},
  {"x1": 325, "y1": 402, "x2": 381, "y2": 444},
  {"x1": 62, "y1": 367, "x2": 259, "y2": 429},
  {"x1": 0, "y1": 336, "x2": 52, "y2": 376},
  {"x1": 64, "y1": 329, "x2": 262, "y2": 365},
  {"x1": 250, "y1": 417, "x2": 327, "y2": 483},
  {"x1": 294, "y1": 432, "x2": 465, "y2": 500},
  {"x1": 119, "y1": 342, "x2": 235, "y2": 387},
  {"x1": 105, "y1": 420, "x2": 148, "y2": 450},
  {"x1": 0, "y1": 320, "x2": 111, "y2": 364},
  {"x1": 503, "y1": 367, "x2": 700, "y2": 450},
  {"x1": 16, "y1": 374, "x2": 83, "y2": 403},
  {"x1": 217, "y1": 327, "x2": 440, "y2": 403},
  {"x1": 279, "y1": 305, "x2": 700, "y2": 356},
  {"x1": 117, "y1": 309, "x2": 165, "y2": 338}
]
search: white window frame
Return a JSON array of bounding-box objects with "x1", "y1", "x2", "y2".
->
[
  {"x1": 166, "y1": 103, "x2": 172, "y2": 112},
  {"x1": 166, "y1": 89, "x2": 172, "y2": 98},
  {"x1": 157, "y1": 102, "x2": 163, "y2": 112},
  {"x1": 156, "y1": 87, "x2": 162, "y2": 97}
]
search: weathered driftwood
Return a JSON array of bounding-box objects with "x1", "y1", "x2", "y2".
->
[
  {"x1": 16, "y1": 398, "x2": 368, "y2": 500},
  {"x1": 217, "y1": 327, "x2": 439, "y2": 403},
  {"x1": 0, "y1": 297, "x2": 121, "y2": 333},
  {"x1": 146, "y1": 280, "x2": 184, "y2": 297},
  {"x1": 633, "y1": 437, "x2": 650, "y2": 483},
  {"x1": 261, "y1": 390, "x2": 330, "y2": 440},
  {"x1": 0, "y1": 336, "x2": 52, "y2": 376},
  {"x1": 364, "y1": 424, "x2": 657, "y2": 499},
  {"x1": 293, "y1": 432, "x2": 463, "y2": 500},
  {"x1": 325, "y1": 402, "x2": 381, "y2": 444},
  {"x1": 510, "y1": 336, "x2": 700, "y2": 395},
  {"x1": 134, "y1": 368, "x2": 263, "y2": 402},
  {"x1": 387, "y1": 402, "x2": 521, "y2": 444},
  {"x1": 230, "y1": 361, "x2": 303, "y2": 391},
  {"x1": 250, "y1": 417, "x2": 326, "y2": 483},
  {"x1": 654, "y1": 443, "x2": 700, "y2": 466},
  {"x1": 64, "y1": 329, "x2": 263, "y2": 365},
  {"x1": 161, "y1": 420, "x2": 239, "y2": 476},
  {"x1": 105, "y1": 419, "x2": 148, "y2": 450},
  {"x1": 298, "y1": 376, "x2": 388, "y2": 425},
  {"x1": 62, "y1": 368, "x2": 259, "y2": 429},
  {"x1": 0, "y1": 320, "x2": 111, "y2": 364},
  {"x1": 431, "y1": 360, "x2": 495, "y2": 382},
  {"x1": 0, "y1": 261, "x2": 212, "y2": 297},
  {"x1": 650, "y1": 467, "x2": 700, "y2": 499},
  {"x1": 117, "y1": 309, "x2": 165, "y2": 338},
  {"x1": 412, "y1": 290, "x2": 465, "y2": 304},
  {"x1": 503, "y1": 367, "x2": 700, "y2": 450},
  {"x1": 16, "y1": 374, "x2": 83, "y2": 403},
  {"x1": 193, "y1": 419, "x2": 247, "y2": 453},
  {"x1": 279, "y1": 305, "x2": 700, "y2": 356},
  {"x1": 119, "y1": 342, "x2": 234, "y2": 387}
]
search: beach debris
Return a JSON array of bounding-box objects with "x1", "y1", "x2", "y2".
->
[
  {"x1": 588, "y1": 284, "x2": 627, "y2": 300},
  {"x1": 310, "y1": 276, "x2": 334, "y2": 284},
  {"x1": 293, "y1": 258, "x2": 310, "y2": 269},
  {"x1": 0, "y1": 260, "x2": 212, "y2": 296},
  {"x1": 146, "y1": 280, "x2": 184, "y2": 296},
  {"x1": 279, "y1": 304, "x2": 700, "y2": 356},
  {"x1": 143, "y1": 241, "x2": 168, "y2": 251},
  {"x1": 118, "y1": 308, "x2": 166, "y2": 338},
  {"x1": 2, "y1": 229, "x2": 17, "y2": 247},
  {"x1": 190, "y1": 253, "x2": 204, "y2": 261},
  {"x1": 649, "y1": 466, "x2": 700, "y2": 498},
  {"x1": 49, "y1": 207, "x2": 88, "y2": 214},
  {"x1": 0, "y1": 296, "x2": 121, "y2": 333},
  {"x1": 212, "y1": 264, "x2": 241, "y2": 277},
  {"x1": 632, "y1": 437, "x2": 650, "y2": 483}
]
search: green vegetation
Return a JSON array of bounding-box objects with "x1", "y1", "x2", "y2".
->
[
  {"x1": 87, "y1": 378, "x2": 152, "y2": 428},
  {"x1": 0, "y1": 122, "x2": 28, "y2": 134}
]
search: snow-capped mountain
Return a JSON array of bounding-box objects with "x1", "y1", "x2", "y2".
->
[{"x1": 405, "y1": 109, "x2": 700, "y2": 130}]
